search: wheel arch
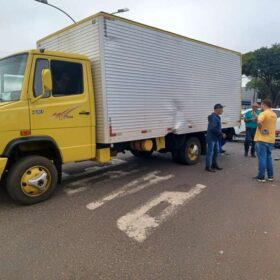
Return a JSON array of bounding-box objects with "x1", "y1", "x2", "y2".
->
[
  {"x1": 3, "y1": 137, "x2": 63, "y2": 181},
  {"x1": 166, "y1": 132, "x2": 206, "y2": 155}
]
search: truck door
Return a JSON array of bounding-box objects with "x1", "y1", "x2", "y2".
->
[{"x1": 29, "y1": 56, "x2": 94, "y2": 162}]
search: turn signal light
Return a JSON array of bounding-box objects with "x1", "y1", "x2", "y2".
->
[{"x1": 20, "y1": 130, "x2": 31, "y2": 136}]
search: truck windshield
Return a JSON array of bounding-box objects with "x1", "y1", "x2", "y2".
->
[{"x1": 0, "y1": 54, "x2": 27, "y2": 102}]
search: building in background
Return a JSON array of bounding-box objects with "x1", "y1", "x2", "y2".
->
[{"x1": 241, "y1": 87, "x2": 261, "y2": 109}]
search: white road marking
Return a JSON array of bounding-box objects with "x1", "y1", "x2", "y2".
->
[
  {"x1": 117, "y1": 184, "x2": 207, "y2": 242},
  {"x1": 111, "y1": 158, "x2": 127, "y2": 165},
  {"x1": 62, "y1": 172, "x2": 70, "y2": 179},
  {"x1": 67, "y1": 168, "x2": 139, "y2": 188},
  {"x1": 62, "y1": 159, "x2": 127, "y2": 181},
  {"x1": 64, "y1": 169, "x2": 140, "y2": 195},
  {"x1": 65, "y1": 187, "x2": 88, "y2": 195},
  {"x1": 86, "y1": 171, "x2": 174, "y2": 211},
  {"x1": 84, "y1": 159, "x2": 127, "y2": 173}
]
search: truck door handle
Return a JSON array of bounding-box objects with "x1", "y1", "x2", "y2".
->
[{"x1": 79, "y1": 111, "x2": 90, "y2": 115}]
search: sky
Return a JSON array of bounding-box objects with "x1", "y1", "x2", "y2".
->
[{"x1": 0, "y1": 0, "x2": 279, "y2": 58}]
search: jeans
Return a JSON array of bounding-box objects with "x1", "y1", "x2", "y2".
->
[
  {"x1": 255, "y1": 142, "x2": 274, "y2": 178},
  {"x1": 244, "y1": 127, "x2": 256, "y2": 155},
  {"x1": 206, "y1": 140, "x2": 219, "y2": 168},
  {"x1": 219, "y1": 138, "x2": 226, "y2": 152}
]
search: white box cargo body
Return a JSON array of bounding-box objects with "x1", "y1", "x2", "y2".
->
[{"x1": 37, "y1": 12, "x2": 241, "y2": 144}]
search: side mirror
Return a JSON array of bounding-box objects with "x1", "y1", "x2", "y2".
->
[{"x1": 42, "y1": 69, "x2": 53, "y2": 93}]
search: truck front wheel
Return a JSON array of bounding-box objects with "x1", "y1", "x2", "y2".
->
[{"x1": 6, "y1": 156, "x2": 58, "y2": 205}]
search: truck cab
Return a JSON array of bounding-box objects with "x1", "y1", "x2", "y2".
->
[{"x1": 0, "y1": 50, "x2": 98, "y2": 204}]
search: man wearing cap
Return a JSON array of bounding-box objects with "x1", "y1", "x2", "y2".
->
[
  {"x1": 243, "y1": 103, "x2": 261, "y2": 157},
  {"x1": 205, "y1": 104, "x2": 226, "y2": 172}
]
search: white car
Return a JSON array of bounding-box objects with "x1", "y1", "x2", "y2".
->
[{"x1": 234, "y1": 108, "x2": 280, "y2": 146}]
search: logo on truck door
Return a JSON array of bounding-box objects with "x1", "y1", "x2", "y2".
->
[{"x1": 51, "y1": 105, "x2": 79, "y2": 120}]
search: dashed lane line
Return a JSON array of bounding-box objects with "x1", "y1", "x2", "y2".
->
[
  {"x1": 86, "y1": 171, "x2": 174, "y2": 210},
  {"x1": 64, "y1": 168, "x2": 140, "y2": 195},
  {"x1": 62, "y1": 158, "x2": 127, "y2": 180}
]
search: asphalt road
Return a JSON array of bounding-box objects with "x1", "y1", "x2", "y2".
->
[{"x1": 1, "y1": 142, "x2": 280, "y2": 280}]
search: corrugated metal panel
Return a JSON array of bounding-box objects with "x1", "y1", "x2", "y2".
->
[
  {"x1": 37, "y1": 18, "x2": 108, "y2": 143},
  {"x1": 37, "y1": 14, "x2": 241, "y2": 144},
  {"x1": 103, "y1": 18, "x2": 241, "y2": 143}
]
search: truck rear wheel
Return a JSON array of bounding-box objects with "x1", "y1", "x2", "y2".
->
[
  {"x1": 179, "y1": 137, "x2": 201, "y2": 165},
  {"x1": 6, "y1": 156, "x2": 58, "y2": 205}
]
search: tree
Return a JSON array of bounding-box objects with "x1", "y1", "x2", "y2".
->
[
  {"x1": 245, "y1": 79, "x2": 269, "y2": 101},
  {"x1": 242, "y1": 44, "x2": 280, "y2": 106}
]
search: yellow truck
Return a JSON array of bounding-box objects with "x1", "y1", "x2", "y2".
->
[{"x1": 0, "y1": 12, "x2": 241, "y2": 204}]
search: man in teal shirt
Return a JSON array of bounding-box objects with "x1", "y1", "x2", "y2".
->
[{"x1": 243, "y1": 103, "x2": 261, "y2": 157}]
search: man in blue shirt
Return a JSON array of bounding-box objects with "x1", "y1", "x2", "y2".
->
[
  {"x1": 243, "y1": 103, "x2": 260, "y2": 157},
  {"x1": 205, "y1": 104, "x2": 226, "y2": 172}
]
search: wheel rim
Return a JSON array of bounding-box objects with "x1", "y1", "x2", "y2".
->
[
  {"x1": 21, "y1": 166, "x2": 51, "y2": 197},
  {"x1": 188, "y1": 144, "x2": 199, "y2": 161}
]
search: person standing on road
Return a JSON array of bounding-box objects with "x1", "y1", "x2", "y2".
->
[
  {"x1": 254, "y1": 99, "x2": 277, "y2": 182},
  {"x1": 205, "y1": 104, "x2": 226, "y2": 172},
  {"x1": 244, "y1": 103, "x2": 261, "y2": 157}
]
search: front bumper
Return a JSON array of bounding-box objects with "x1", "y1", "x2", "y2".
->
[{"x1": 0, "y1": 157, "x2": 8, "y2": 180}]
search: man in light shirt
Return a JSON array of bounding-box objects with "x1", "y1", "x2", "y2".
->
[
  {"x1": 254, "y1": 99, "x2": 277, "y2": 182},
  {"x1": 243, "y1": 103, "x2": 261, "y2": 157}
]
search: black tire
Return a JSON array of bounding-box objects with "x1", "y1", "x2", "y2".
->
[
  {"x1": 131, "y1": 150, "x2": 153, "y2": 158},
  {"x1": 6, "y1": 156, "x2": 58, "y2": 205},
  {"x1": 179, "y1": 137, "x2": 201, "y2": 165}
]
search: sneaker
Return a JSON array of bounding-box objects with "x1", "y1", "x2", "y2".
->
[
  {"x1": 251, "y1": 154, "x2": 256, "y2": 158},
  {"x1": 253, "y1": 176, "x2": 266, "y2": 183},
  {"x1": 212, "y1": 165, "x2": 223, "y2": 171},
  {"x1": 267, "y1": 177, "x2": 274, "y2": 182},
  {"x1": 205, "y1": 167, "x2": 216, "y2": 172},
  {"x1": 244, "y1": 153, "x2": 248, "y2": 157}
]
